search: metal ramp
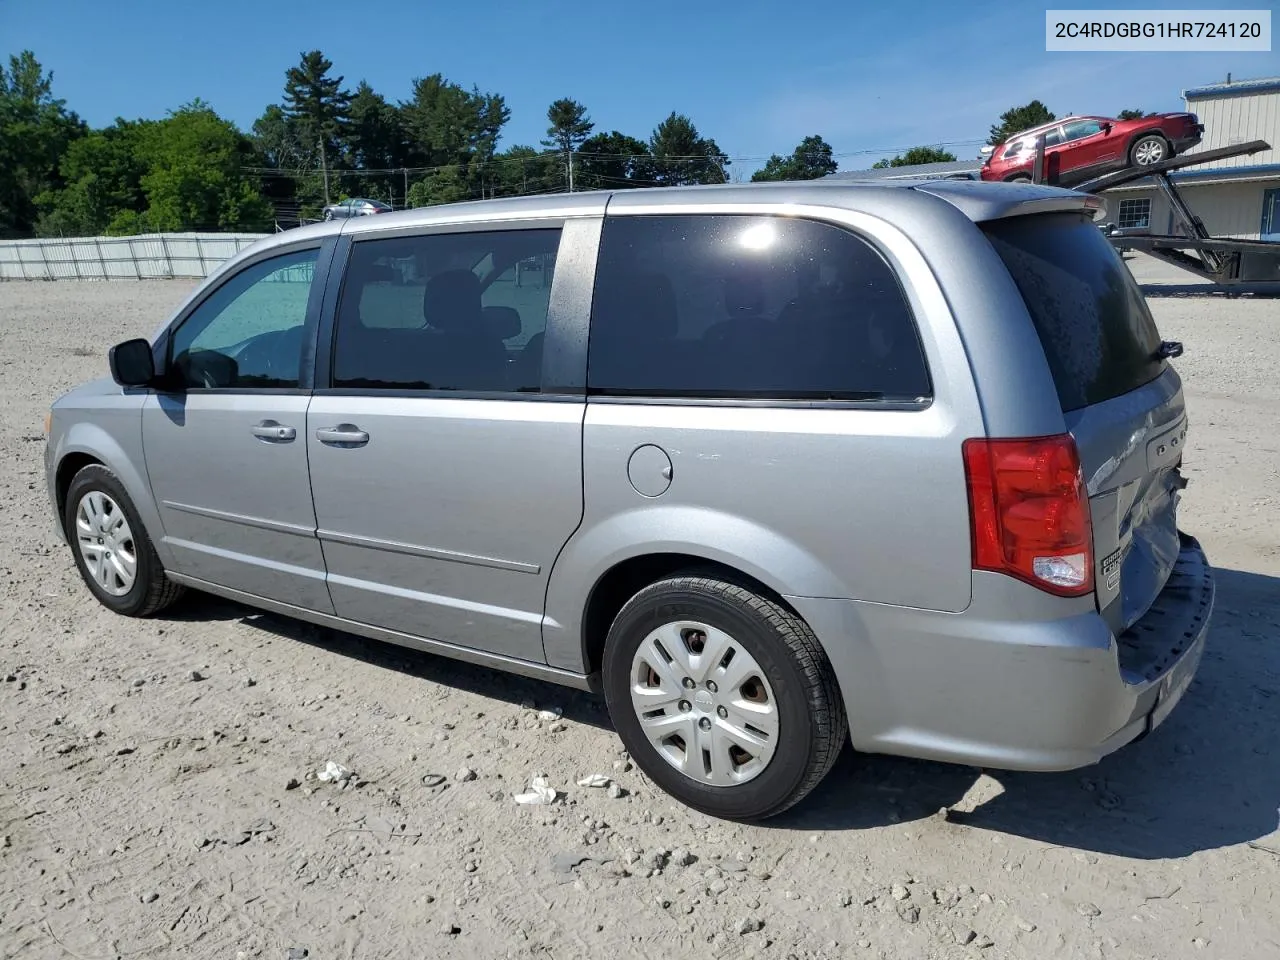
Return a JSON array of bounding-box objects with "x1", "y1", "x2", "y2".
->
[{"x1": 1029, "y1": 138, "x2": 1278, "y2": 284}]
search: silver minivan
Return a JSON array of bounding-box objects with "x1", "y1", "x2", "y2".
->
[{"x1": 45, "y1": 181, "x2": 1215, "y2": 820}]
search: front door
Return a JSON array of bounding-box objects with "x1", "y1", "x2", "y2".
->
[
  {"x1": 306, "y1": 223, "x2": 588, "y2": 662},
  {"x1": 1058, "y1": 119, "x2": 1116, "y2": 181},
  {"x1": 142, "y1": 244, "x2": 333, "y2": 612}
]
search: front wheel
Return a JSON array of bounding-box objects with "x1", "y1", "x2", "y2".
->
[
  {"x1": 64, "y1": 465, "x2": 184, "y2": 617},
  {"x1": 1130, "y1": 134, "x2": 1169, "y2": 167},
  {"x1": 1006, "y1": 173, "x2": 1032, "y2": 183},
  {"x1": 602, "y1": 574, "x2": 847, "y2": 821}
]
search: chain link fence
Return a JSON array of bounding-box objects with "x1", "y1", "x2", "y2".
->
[{"x1": 0, "y1": 233, "x2": 270, "y2": 281}]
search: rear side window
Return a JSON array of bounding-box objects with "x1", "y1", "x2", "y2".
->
[
  {"x1": 982, "y1": 212, "x2": 1165, "y2": 412},
  {"x1": 587, "y1": 215, "x2": 930, "y2": 401},
  {"x1": 330, "y1": 228, "x2": 560, "y2": 392}
]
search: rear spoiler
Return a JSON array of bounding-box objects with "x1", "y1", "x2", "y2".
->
[{"x1": 908, "y1": 180, "x2": 1107, "y2": 223}]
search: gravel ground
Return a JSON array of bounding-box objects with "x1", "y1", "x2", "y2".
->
[{"x1": 2, "y1": 275, "x2": 1278, "y2": 960}]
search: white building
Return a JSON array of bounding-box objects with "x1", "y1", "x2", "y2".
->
[{"x1": 1103, "y1": 75, "x2": 1280, "y2": 241}]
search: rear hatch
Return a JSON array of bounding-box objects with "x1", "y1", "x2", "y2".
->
[{"x1": 981, "y1": 212, "x2": 1185, "y2": 635}]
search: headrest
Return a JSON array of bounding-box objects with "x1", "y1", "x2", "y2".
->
[
  {"x1": 482, "y1": 305, "x2": 521, "y2": 340},
  {"x1": 423, "y1": 269, "x2": 482, "y2": 331},
  {"x1": 350, "y1": 261, "x2": 397, "y2": 285},
  {"x1": 595, "y1": 272, "x2": 678, "y2": 340}
]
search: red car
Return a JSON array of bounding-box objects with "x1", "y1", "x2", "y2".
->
[{"x1": 980, "y1": 113, "x2": 1204, "y2": 186}]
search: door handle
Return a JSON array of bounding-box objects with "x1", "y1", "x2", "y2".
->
[
  {"x1": 251, "y1": 420, "x2": 296, "y2": 443},
  {"x1": 316, "y1": 424, "x2": 370, "y2": 447}
]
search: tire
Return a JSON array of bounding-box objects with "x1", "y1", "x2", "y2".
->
[
  {"x1": 64, "y1": 464, "x2": 184, "y2": 617},
  {"x1": 323, "y1": 210, "x2": 334, "y2": 221},
  {"x1": 1129, "y1": 134, "x2": 1169, "y2": 167},
  {"x1": 1006, "y1": 173, "x2": 1032, "y2": 183},
  {"x1": 602, "y1": 574, "x2": 847, "y2": 821}
]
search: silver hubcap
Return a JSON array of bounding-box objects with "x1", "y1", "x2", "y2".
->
[
  {"x1": 75, "y1": 491, "x2": 137, "y2": 597},
  {"x1": 1135, "y1": 139, "x2": 1165, "y2": 165},
  {"x1": 629, "y1": 621, "x2": 779, "y2": 786}
]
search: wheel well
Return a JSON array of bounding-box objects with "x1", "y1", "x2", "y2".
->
[
  {"x1": 580, "y1": 553, "x2": 800, "y2": 677},
  {"x1": 1128, "y1": 130, "x2": 1171, "y2": 159},
  {"x1": 55, "y1": 453, "x2": 102, "y2": 532}
]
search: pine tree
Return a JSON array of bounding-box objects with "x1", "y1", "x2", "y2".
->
[{"x1": 282, "y1": 51, "x2": 350, "y2": 204}]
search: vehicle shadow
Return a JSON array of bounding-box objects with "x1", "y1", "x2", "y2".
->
[
  {"x1": 781, "y1": 566, "x2": 1280, "y2": 859},
  {"x1": 185, "y1": 599, "x2": 614, "y2": 731},
  {"x1": 168, "y1": 567, "x2": 1279, "y2": 858}
]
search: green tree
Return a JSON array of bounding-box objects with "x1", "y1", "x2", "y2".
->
[
  {"x1": 0, "y1": 51, "x2": 86, "y2": 237},
  {"x1": 131, "y1": 101, "x2": 272, "y2": 232},
  {"x1": 870, "y1": 145, "x2": 958, "y2": 169},
  {"x1": 576, "y1": 131, "x2": 652, "y2": 190},
  {"x1": 249, "y1": 103, "x2": 319, "y2": 216},
  {"x1": 35, "y1": 119, "x2": 150, "y2": 236},
  {"x1": 400, "y1": 74, "x2": 509, "y2": 196},
  {"x1": 345, "y1": 81, "x2": 408, "y2": 204},
  {"x1": 751, "y1": 134, "x2": 837, "y2": 182},
  {"x1": 988, "y1": 100, "x2": 1055, "y2": 145},
  {"x1": 541, "y1": 98, "x2": 593, "y2": 191},
  {"x1": 407, "y1": 166, "x2": 470, "y2": 207},
  {"x1": 282, "y1": 50, "x2": 350, "y2": 204},
  {"x1": 488, "y1": 144, "x2": 559, "y2": 198},
  {"x1": 1116, "y1": 108, "x2": 1150, "y2": 120},
  {"x1": 649, "y1": 113, "x2": 728, "y2": 186}
]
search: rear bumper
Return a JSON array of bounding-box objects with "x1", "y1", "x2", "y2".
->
[
  {"x1": 1172, "y1": 130, "x2": 1204, "y2": 154},
  {"x1": 788, "y1": 534, "x2": 1214, "y2": 772}
]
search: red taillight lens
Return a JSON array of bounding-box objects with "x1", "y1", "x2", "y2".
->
[{"x1": 962, "y1": 435, "x2": 1094, "y2": 597}]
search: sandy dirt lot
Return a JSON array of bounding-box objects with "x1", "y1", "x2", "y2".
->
[{"x1": 2, "y1": 273, "x2": 1278, "y2": 960}]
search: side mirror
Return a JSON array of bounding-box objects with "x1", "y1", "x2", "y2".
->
[
  {"x1": 1101, "y1": 122, "x2": 1113, "y2": 135},
  {"x1": 108, "y1": 338, "x2": 155, "y2": 387}
]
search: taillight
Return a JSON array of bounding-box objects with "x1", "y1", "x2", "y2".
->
[{"x1": 962, "y1": 434, "x2": 1094, "y2": 597}]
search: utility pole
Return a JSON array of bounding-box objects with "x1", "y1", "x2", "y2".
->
[
  {"x1": 402, "y1": 168, "x2": 408, "y2": 207},
  {"x1": 567, "y1": 149, "x2": 574, "y2": 193},
  {"x1": 319, "y1": 138, "x2": 330, "y2": 205}
]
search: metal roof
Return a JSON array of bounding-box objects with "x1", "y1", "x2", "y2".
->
[{"x1": 1184, "y1": 76, "x2": 1280, "y2": 100}]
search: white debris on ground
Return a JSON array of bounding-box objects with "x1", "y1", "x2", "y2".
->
[
  {"x1": 513, "y1": 776, "x2": 561, "y2": 805},
  {"x1": 316, "y1": 760, "x2": 353, "y2": 783},
  {"x1": 1, "y1": 273, "x2": 1278, "y2": 959}
]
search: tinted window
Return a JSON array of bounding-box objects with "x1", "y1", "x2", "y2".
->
[
  {"x1": 1043, "y1": 127, "x2": 1065, "y2": 146},
  {"x1": 982, "y1": 212, "x2": 1165, "y2": 412},
  {"x1": 1062, "y1": 120, "x2": 1104, "y2": 141},
  {"x1": 331, "y1": 228, "x2": 561, "y2": 392},
  {"x1": 170, "y1": 248, "x2": 318, "y2": 389},
  {"x1": 587, "y1": 215, "x2": 930, "y2": 401}
]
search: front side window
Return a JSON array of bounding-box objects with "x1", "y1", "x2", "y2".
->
[
  {"x1": 1062, "y1": 120, "x2": 1104, "y2": 142},
  {"x1": 1043, "y1": 127, "x2": 1065, "y2": 147},
  {"x1": 331, "y1": 227, "x2": 562, "y2": 392},
  {"x1": 587, "y1": 215, "x2": 930, "y2": 401},
  {"x1": 169, "y1": 248, "x2": 318, "y2": 389}
]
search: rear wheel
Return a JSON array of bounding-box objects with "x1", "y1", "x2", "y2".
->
[
  {"x1": 602, "y1": 574, "x2": 846, "y2": 821},
  {"x1": 1130, "y1": 134, "x2": 1169, "y2": 167},
  {"x1": 64, "y1": 465, "x2": 184, "y2": 617}
]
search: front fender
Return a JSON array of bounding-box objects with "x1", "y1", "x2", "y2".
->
[
  {"x1": 541, "y1": 504, "x2": 846, "y2": 673},
  {"x1": 52, "y1": 412, "x2": 175, "y2": 571}
]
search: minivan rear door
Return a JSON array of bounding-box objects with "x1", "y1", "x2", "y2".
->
[{"x1": 981, "y1": 212, "x2": 1184, "y2": 634}]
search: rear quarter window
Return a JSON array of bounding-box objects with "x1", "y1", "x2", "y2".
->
[{"x1": 981, "y1": 212, "x2": 1166, "y2": 412}]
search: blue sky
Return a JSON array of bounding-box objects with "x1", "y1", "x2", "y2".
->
[{"x1": 2, "y1": 0, "x2": 1273, "y2": 175}]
